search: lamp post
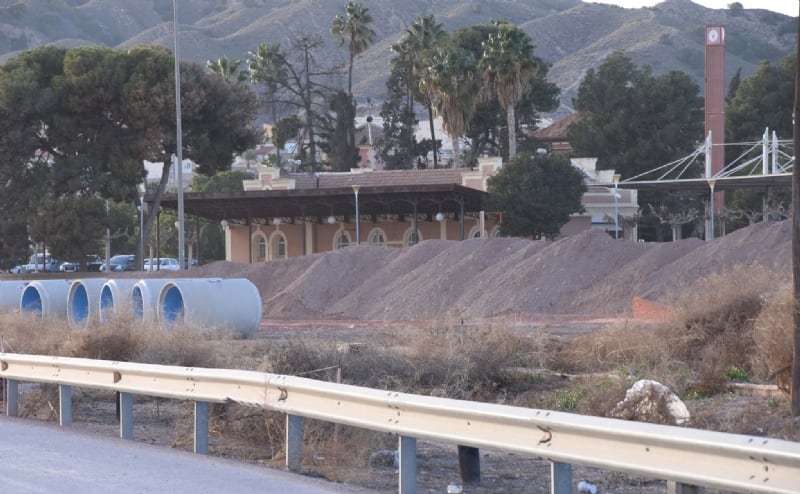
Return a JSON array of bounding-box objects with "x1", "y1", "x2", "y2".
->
[
  {"x1": 708, "y1": 179, "x2": 716, "y2": 241},
  {"x1": 612, "y1": 174, "x2": 621, "y2": 240},
  {"x1": 173, "y1": 0, "x2": 185, "y2": 270},
  {"x1": 352, "y1": 185, "x2": 360, "y2": 245},
  {"x1": 138, "y1": 185, "x2": 146, "y2": 270}
]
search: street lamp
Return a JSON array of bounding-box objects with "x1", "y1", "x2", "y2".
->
[
  {"x1": 173, "y1": 0, "x2": 185, "y2": 270},
  {"x1": 612, "y1": 174, "x2": 621, "y2": 240},
  {"x1": 708, "y1": 179, "x2": 716, "y2": 241},
  {"x1": 352, "y1": 184, "x2": 361, "y2": 245},
  {"x1": 138, "y1": 185, "x2": 146, "y2": 269}
]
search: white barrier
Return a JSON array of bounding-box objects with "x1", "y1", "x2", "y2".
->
[
  {"x1": 0, "y1": 353, "x2": 798, "y2": 494},
  {"x1": 157, "y1": 278, "x2": 262, "y2": 335},
  {"x1": 67, "y1": 279, "x2": 108, "y2": 327}
]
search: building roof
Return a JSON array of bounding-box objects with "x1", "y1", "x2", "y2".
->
[
  {"x1": 156, "y1": 169, "x2": 486, "y2": 224},
  {"x1": 532, "y1": 112, "x2": 582, "y2": 141}
]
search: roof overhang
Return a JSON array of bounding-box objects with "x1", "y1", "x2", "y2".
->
[{"x1": 155, "y1": 184, "x2": 486, "y2": 223}]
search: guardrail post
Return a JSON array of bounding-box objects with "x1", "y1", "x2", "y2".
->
[
  {"x1": 194, "y1": 401, "x2": 209, "y2": 454},
  {"x1": 458, "y1": 445, "x2": 480, "y2": 484},
  {"x1": 59, "y1": 384, "x2": 72, "y2": 427},
  {"x1": 119, "y1": 392, "x2": 133, "y2": 440},
  {"x1": 667, "y1": 481, "x2": 705, "y2": 494},
  {"x1": 5, "y1": 379, "x2": 18, "y2": 417},
  {"x1": 551, "y1": 461, "x2": 572, "y2": 494},
  {"x1": 399, "y1": 435, "x2": 417, "y2": 494},
  {"x1": 285, "y1": 414, "x2": 303, "y2": 472}
]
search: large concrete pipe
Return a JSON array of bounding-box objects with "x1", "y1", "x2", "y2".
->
[
  {"x1": 67, "y1": 278, "x2": 108, "y2": 327},
  {"x1": 132, "y1": 279, "x2": 173, "y2": 323},
  {"x1": 0, "y1": 280, "x2": 29, "y2": 312},
  {"x1": 157, "y1": 278, "x2": 262, "y2": 335},
  {"x1": 20, "y1": 280, "x2": 73, "y2": 319},
  {"x1": 99, "y1": 279, "x2": 140, "y2": 324}
]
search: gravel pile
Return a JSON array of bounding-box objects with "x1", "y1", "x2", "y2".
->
[{"x1": 189, "y1": 220, "x2": 791, "y2": 321}]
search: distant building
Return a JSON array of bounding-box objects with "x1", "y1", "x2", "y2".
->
[
  {"x1": 159, "y1": 155, "x2": 639, "y2": 262},
  {"x1": 143, "y1": 158, "x2": 195, "y2": 191}
]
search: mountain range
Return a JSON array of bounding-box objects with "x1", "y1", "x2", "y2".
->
[{"x1": 0, "y1": 0, "x2": 796, "y2": 119}]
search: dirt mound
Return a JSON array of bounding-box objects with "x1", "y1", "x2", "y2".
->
[{"x1": 189, "y1": 220, "x2": 791, "y2": 321}]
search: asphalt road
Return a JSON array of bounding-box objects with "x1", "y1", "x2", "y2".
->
[{"x1": 0, "y1": 416, "x2": 377, "y2": 494}]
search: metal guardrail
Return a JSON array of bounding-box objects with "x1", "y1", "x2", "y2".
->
[{"x1": 1, "y1": 352, "x2": 799, "y2": 494}]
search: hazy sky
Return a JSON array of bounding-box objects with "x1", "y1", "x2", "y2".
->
[{"x1": 588, "y1": 0, "x2": 797, "y2": 17}]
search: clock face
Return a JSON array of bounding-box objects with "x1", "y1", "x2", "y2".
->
[{"x1": 707, "y1": 28, "x2": 720, "y2": 44}]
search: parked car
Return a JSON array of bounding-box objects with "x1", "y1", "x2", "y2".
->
[
  {"x1": 144, "y1": 257, "x2": 180, "y2": 272},
  {"x1": 100, "y1": 254, "x2": 137, "y2": 272},
  {"x1": 59, "y1": 260, "x2": 79, "y2": 272},
  {"x1": 61, "y1": 255, "x2": 104, "y2": 272},
  {"x1": 23, "y1": 253, "x2": 59, "y2": 273}
]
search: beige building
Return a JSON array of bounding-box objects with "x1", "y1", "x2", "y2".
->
[{"x1": 159, "y1": 157, "x2": 638, "y2": 263}]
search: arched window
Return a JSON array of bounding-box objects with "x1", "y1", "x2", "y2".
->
[
  {"x1": 367, "y1": 228, "x2": 387, "y2": 246},
  {"x1": 253, "y1": 233, "x2": 267, "y2": 262},
  {"x1": 490, "y1": 226, "x2": 501, "y2": 238},
  {"x1": 468, "y1": 226, "x2": 487, "y2": 239},
  {"x1": 403, "y1": 228, "x2": 422, "y2": 247},
  {"x1": 270, "y1": 231, "x2": 287, "y2": 259},
  {"x1": 333, "y1": 230, "x2": 351, "y2": 250}
]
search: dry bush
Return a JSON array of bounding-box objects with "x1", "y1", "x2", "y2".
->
[
  {"x1": 389, "y1": 318, "x2": 548, "y2": 401},
  {"x1": 59, "y1": 316, "x2": 219, "y2": 368},
  {"x1": 662, "y1": 264, "x2": 775, "y2": 374},
  {"x1": 0, "y1": 312, "x2": 73, "y2": 355},
  {"x1": 550, "y1": 264, "x2": 781, "y2": 401},
  {"x1": 751, "y1": 283, "x2": 793, "y2": 383}
]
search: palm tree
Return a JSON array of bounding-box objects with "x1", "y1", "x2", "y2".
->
[
  {"x1": 330, "y1": 1, "x2": 376, "y2": 96},
  {"x1": 406, "y1": 14, "x2": 447, "y2": 168},
  {"x1": 206, "y1": 56, "x2": 249, "y2": 84},
  {"x1": 249, "y1": 43, "x2": 289, "y2": 164},
  {"x1": 419, "y1": 46, "x2": 479, "y2": 168},
  {"x1": 479, "y1": 21, "x2": 538, "y2": 159}
]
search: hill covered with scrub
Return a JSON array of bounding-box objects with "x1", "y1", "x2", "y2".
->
[{"x1": 0, "y1": 0, "x2": 794, "y2": 117}]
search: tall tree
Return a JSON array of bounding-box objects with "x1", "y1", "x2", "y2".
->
[
  {"x1": 0, "y1": 45, "x2": 260, "y2": 262},
  {"x1": 320, "y1": 89, "x2": 360, "y2": 171},
  {"x1": 568, "y1": 51, "x2": 702, "y2": 241},
  {"x1": 727, "y1": 53, "x2": 795, "y2": 141},
  {"x1": 569, "y1": 51, "x2": 703, "y2": 179},
  {"x1": 479, "y1": 21, "x2": 539, "y2": 159},
  {"x1": 381, "y1": 15, "x2": 447, "y2": 169},
  {"x1": 207, "y1": 56, "x2": 249, "y2": 83},
  {"x1": 405, "y1": 14, "x2": 447, "y2": 168},
  {"x1": 445, "y1": 23, "x2": 558, "y2": 164},
  {"x1": 330, "y1": 0, "x2": 375, "y2": 97},
  {"x1": 419, "y1": 46, "x2": 479, "y2": 168},
  {"x1": 249, "y1": 43, "x2": 289, "y2": 164},
  {"x1": 486, "y1": 152, "x2": 586, "y2": 239},
  {"x1": 378, "y1": 66, "x2": 431, "y2": 170},
  {"x1": 725, "y1": 53, "x2": 794, "y2": 231},
  {"x1": 251, "y1": 35, "x2": 340, "y2": 172}
]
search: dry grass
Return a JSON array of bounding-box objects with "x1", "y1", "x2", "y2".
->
[{"x1": 2, "y1": 263, "x2": 797, "y2": 481}]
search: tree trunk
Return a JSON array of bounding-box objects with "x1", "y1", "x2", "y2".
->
[
  {"x1": 507, "y1": 103, "x2": 517, "y2": 159},
  {"x1": 452, "y1": 136, "x2": 461, "y2": 168},
  {"x1": 428, "y1": 104, "x2": 438, "y2": 168},
  {"x1": 141, "y1": 160, "x2": 173, "y2": 265}
]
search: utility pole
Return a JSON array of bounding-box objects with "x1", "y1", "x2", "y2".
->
[{"x1": 791, "y1": 7, "x2": 799, "y2": 416}]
